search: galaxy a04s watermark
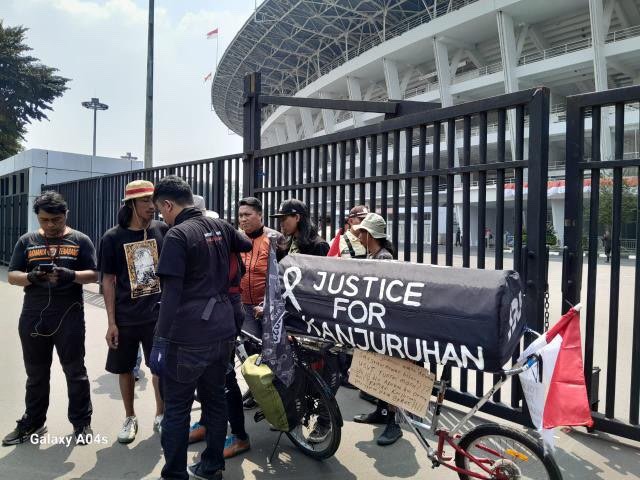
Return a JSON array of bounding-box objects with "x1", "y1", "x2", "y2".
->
[{"x1": 30, "y1": 432, "x2": 109, "y2": 447}]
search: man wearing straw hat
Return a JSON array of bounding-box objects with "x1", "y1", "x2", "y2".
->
[{"x1": 98, "y1": 180, "x2": 168, "y2": 443}]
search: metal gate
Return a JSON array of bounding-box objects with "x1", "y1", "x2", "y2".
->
[
  {"x1": 244, "y1": 73, "x2": 551, "y2": 426},
  {"x1": 562, "y1": 85, "x2": 640, "y2": 441}
]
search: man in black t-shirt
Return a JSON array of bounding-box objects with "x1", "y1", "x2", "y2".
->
[
  {"x1": 98, "y1": 180, "x2": 168, "y2": 444},
  {"x1": 149, "y1": 176, "x2": 251, "y2": 480},
  {"x1": 3, "y1": 191, "x2": 98, "y2": 447}
]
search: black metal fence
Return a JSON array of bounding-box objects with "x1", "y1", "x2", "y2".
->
[
  {"x1": 45, "y1": 155, "x2": 243, "y2": 249},
  {"x1": 0, "y1": 174, "x2": 29, "y2": 265},
  {"x1": 252, "y1": 86, "x2": 551, "y2": 425},
  {"x1": 563, "y1": 84, "x2": 640, "y2": 441}
]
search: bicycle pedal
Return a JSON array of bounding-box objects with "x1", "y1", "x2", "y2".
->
[{"x1": 254, "y1": 410, "x2": 265, "y2": 423}]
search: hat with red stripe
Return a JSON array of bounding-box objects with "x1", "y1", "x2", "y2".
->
[{"x1": 122, "y1": 180, "x2": 155, "y2": 202}]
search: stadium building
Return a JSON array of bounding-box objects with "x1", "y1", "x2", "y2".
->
[{"x1": 212, "y1": 0, "x2": 640, "y2": 248}]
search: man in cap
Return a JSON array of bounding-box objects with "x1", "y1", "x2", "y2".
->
[
  {"x1": 98, "y1": 180, "x2": 167, "y2": 443},
  {"x1": 149, "y1": 176, "x2": 251, "y2": 480},
  {"x1": 4, "y1": 191, "x2": 98, "y2": 446},
  {"x1": 328, "y1": 205, "x2": 369, "y2": 258}
]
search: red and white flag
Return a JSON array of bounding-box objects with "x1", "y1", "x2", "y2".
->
[
  {"x1": 519, "y1": 305, "x2": 593, "y2": 450},
  {"x1": 206, "y1": 28, "x2": 219, "y2": 39},
  {"x1": 203, "y1": 72, "x2": 212, "y2": 82}
]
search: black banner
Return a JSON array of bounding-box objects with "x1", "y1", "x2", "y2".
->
[{"x1": 280, "y1": 254, "x2": 525, "y2": 372}]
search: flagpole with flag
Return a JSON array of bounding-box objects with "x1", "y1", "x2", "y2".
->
[
  {"x1": 518, "y1": 304, "x2": 593, "y2": 451},
  {"x1": 207, "y1": 27, "x2": 220, "y2": 71}
]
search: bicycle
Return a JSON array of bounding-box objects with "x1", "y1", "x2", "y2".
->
[
  {"x1": 283, "y1": 331, "x2": 562, "y2": 480},
  {"x1": 235, "y1": 328, "x2": 343, "y2": 460}
]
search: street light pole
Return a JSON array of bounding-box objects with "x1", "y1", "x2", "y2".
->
[
  {"x1": 121, "y1": 152, "x2": 138, "y2": 173},
  {"x1": 81, "y1": 97, "x2": 109, "y2": 177},
  {"x1": 144, "y1": 0, "x2": 154, "y2": 168}
]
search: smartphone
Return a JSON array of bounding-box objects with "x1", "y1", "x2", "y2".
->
[{"x1": 39, "y1": 263, "x2": 56, "y2": 273}]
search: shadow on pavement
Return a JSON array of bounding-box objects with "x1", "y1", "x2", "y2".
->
[
  {"x1": 0, "y1": 439, "x2": 76, "y2": 479},
  {"x1": 72, "y1": 435, "x2": 162, "y2": 480},
  {"x1": 92, "y1": 373, "x2": 150, "y2": 400},
  {"x1": 553, "y1": 428, "x2": 640, "y2": 479},
  {"x1": 355, "y1": 428, "x2": 419, "y2": 478}
]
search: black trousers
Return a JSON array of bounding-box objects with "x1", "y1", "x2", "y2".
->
[{"x1": 18, "y1": 307, "x2": 93, "y2": 429}]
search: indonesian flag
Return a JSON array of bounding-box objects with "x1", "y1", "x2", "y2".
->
[
  {"x1": 327, "y1": 229, "x2": 343, "y2": 257},
  {"x1": 203, "y1": 72, "x2": 212, "y2": 82},
  {"x1": 518, "y1": 305, "x2": 593, "y2": 450},
  {"x1": 206, "y1": 28, "x2": 219, "y2": 39}
]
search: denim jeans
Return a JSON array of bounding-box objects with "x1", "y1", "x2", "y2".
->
[
  {"x1": 18, "y1": 307, "x2": 92, "y2": 429},
  {"x1": 160, "y1": 339, "x2": 235, "y2": 480}
]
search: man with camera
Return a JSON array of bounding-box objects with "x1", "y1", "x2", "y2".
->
[{"x1": 3, "y1": 191, "x2": 98, "y2": 446}]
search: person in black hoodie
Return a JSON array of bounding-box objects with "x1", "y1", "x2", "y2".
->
[
  {"x1": 270, "y1": 199, "x2": 329, "y2": 260},
  {"x1": 149, "y1": 176, "x2": 251, "y2": 480}
]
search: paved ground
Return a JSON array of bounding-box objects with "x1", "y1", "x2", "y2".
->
[{"x1": 0, "y1": 264, "x2": 638, "y2": 480}]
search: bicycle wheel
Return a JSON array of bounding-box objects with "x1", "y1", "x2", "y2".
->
[
  {"x1": 285, "y1": 365, "x2": 342, "y2": 460},
  {"x1": 454, "y1": 424, "x2": 562, "y2": 480}
]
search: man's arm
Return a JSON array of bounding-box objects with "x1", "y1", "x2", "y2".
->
[
  {"x1": 102, "y1": 273, "x2": 119, "y2": 348},
  {"x1": 8, "y1": 271, "x2": 32, "y2": 287},
  {"x1": 232, "y1": 227, "x2": 252, "y2": 253},
  {"x1": 74, "y1": 270, "x2": 99, "y2": 284}
]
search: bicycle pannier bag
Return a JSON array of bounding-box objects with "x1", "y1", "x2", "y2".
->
[{"x1": 241, "y1": 354, "x2": 299, "y2": 431}]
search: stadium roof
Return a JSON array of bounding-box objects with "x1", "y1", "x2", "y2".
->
[{"x1": 211, "y1": 0, "x2": 474, "y2": 135}]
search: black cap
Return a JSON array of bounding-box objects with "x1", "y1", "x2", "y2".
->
[{"x1": 270, "y1": 199, "x2": 308, "y2": 218}]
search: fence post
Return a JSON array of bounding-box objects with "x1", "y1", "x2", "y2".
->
[
  {"x1": 243, "y1": 72, "x2": 261, "y2": 198},
  {"x1": 562, "y1": 98, "x2": 584, "y2": 313},
  {"x1": 524, "y1": 87, "x2": 550, "y2": 334}
]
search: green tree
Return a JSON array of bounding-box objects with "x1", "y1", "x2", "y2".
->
[
  {"x1": 0, "y1": 22, "x2": 69, "y2": 159},
  {"x1": 584, "y1": 173, "x2": 638, "y2": 235}
]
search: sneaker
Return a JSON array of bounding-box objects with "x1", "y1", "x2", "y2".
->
[
  {"x1": 117, "y1": 416, "x2": 138, "y2": 444},
  {"x1": 187, "y1": 462, "x2": 223, "y2": 480},
  {"x1": 353, "y1": 408, "x2": 389, "y2": 425},
  {"x1": 307, "y1": 422, "x2": 330, "y2": 444},
  {"x1": 153, "y1": 414, "x2": 163, "y2": 434},
  {"x1": 74, "y1": 425, "x2": 93, "y2": 446},
  {"x1": 2, "y1": 418, "x2": 47, "y2": 446},
  {"x1": 377, "y1": 420, "x2": 403, "y2": 446},
  {"x1": 223, "y1": 434, "x2": 250, "y2": 459},
  {"x1": 188, "y1": 422, "x2": 206, "y2": 444}
]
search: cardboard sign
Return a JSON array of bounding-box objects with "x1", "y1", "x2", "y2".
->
[{"x1": 349, "y1": 349, "x2": 435, "y2": 417}]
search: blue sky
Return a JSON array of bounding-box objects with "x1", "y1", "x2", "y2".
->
[{"x1": 2, "y1": 0, "x2": 263, "y2": 165}]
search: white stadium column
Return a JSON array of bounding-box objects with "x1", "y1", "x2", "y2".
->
[
  {"x1": 319, "y1": 92, "x2": 336, "y2": 134},
  {"x1": 285, "y1": 115, "x2": 299, "y2": 142},
  {"x1": 300, "y1": 108, "x2": 315, "y2": 139},
  {"x1": 346, "y1": 76, "x2": 364, "y2": 128},
  {"x1": 496, "y1": 10, "x2": 520, "y2": 161},
  {"x1": 382, "y1": 58, "x2": 401, "y2": 100},
  {"x1": 589, "y1": 0, "x2": 613, "y2": 160},
  {"x1": 433, "y1": 37, "x2": 458, "y2": 166},
  {"x1": 275, "y1": 124, "x2": 287, "y2": 145}
]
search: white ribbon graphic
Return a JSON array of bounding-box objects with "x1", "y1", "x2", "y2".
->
[{"x1": 282, "y1": 266, "x2": 302, "y2": 312}]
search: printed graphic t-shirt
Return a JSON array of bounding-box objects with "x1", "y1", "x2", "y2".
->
[
  {"x1": 9, "y1": 229, "x2": 97, "y2": 313},
  {"x1": 98, "y1": 220, "x2": 168, "y2": 326}
]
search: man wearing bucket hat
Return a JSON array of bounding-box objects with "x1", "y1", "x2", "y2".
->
[
  {"x1": 351, "y1": 212, "x2": 403, "y2": 446},
  {"x1": 98, "y1": 180, "x2": 168, "y2": 443}
]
